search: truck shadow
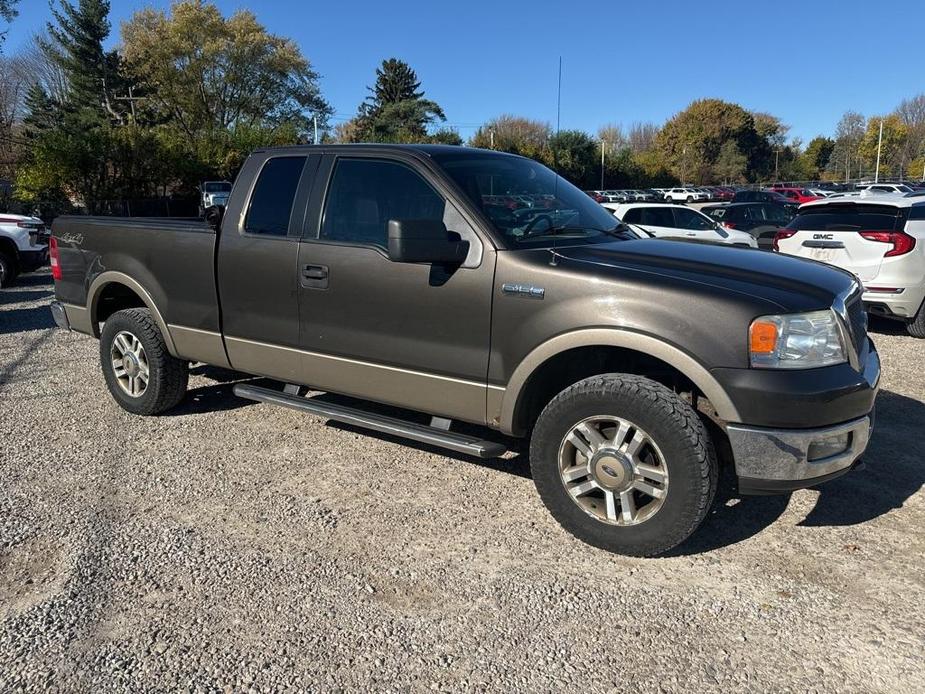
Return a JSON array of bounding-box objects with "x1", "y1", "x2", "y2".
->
[
  {"x1": 0, "y1": 288, "x2": 53, "y2": 305},
  {"x1": 669, "y1": 389, "x2": 924, "y2": 555},
  {"x1": 0, "y1": 306, "x2": 56, "y2": 334},
  {"x1": 867, "y1": 315, "x2": 907, "y2": 336},
  {"x1": 313, "y1": 392, "x2": 532, "y2": 479},
  {"x1": 165, "y1": 365, "x2": 267, "y2": 416}
]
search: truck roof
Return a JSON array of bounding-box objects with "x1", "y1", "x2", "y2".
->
[{"x1": 258, "y1": 143, "x2": 517, "y2": 158}]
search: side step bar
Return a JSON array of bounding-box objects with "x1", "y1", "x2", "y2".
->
[{"x1": 233, "y1": 383, "x2": 507, "y2": 459}]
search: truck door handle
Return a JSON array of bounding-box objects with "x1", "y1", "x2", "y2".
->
[
  {"x1": 300, "y1": 263, "x2": 329, "y2": 289},
  {"x1": 301, "y1": 264, "x2": 328, "y2": 280}
]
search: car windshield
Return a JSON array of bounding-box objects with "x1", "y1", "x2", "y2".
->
[
  {"x1": 203, "y1": 182, "x2": 231, "y2": 193},
  {"x1": 432, "y1": 151, "x2": 632, "y2": 247}
]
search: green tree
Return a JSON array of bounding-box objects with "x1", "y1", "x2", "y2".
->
[
  {"x1": 713, "y1": 141, "x2": 747, "y2": 183},
  {"x1": 797, "y1": 136, "x2": 834, "y2": 180},
  {"x1": 48, "y1": 0, "x2": 124, "y2": 120},
  {"x1": 548, "y1": 129, "x2": 598, "y2": 188},
  {"x1": 0, "y1": 0, "x2": 18, "y2": 50},
  {"x1": 655, "y1": 99, "x2": 766, "y2": 183},
  {"x1": 347, "y1": 58, "x2": 448, "y2": 143},
  {"x1": 122, "y1": 0, "x2": 330, "y2": 138}
]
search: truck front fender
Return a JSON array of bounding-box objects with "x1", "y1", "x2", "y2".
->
[{"x1": 497, "y1": 328, "x2": 741, "y2": 435}]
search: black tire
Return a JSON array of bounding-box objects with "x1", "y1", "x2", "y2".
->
[
  {"x1": 100, "y1": 308, "x2": 189, "y2": 415},
  {"x1": 907, "y1": 305, "x2": 925, "y2": 338},
  {"x1": 0, "y1": 252, "x2": 17, "y2": 288},
  {"x1": 686, "y1": 196, "x2": 693, "y2": 203},
  {"x1": 529, "y1": 374, "x2": 718, "y2": 557}
]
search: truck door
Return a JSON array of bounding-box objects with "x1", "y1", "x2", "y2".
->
[
  {"x1": 217, "y1": 152, "x2": 320, "y2": 382},
  {"x1": 295, "y1": 153, "x2": 496, "y2": 424}
]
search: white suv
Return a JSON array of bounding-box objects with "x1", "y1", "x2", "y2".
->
[
  {"x1": 662, "y1": 187, "x2": 707, "y2": 203},
  {"x1": 0, "y1": 213, "x2": 49, "y2": 287},
  {"x1": 604, "y1": 203, "x2": 758, "y2": 247},
  {"x1": 774, "y1": 191, "x2": 925, "y2": 336}
]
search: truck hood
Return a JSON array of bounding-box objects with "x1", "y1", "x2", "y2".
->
[{"x1": 553, "y1": 238, "x2": 857, "y2": 313}]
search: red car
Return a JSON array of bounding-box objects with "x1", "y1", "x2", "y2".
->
[{"x1": 767, "y1": 187, "x2": 821, "y2": 205}]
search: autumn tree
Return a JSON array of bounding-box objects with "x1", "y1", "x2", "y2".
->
[
  {"x1": 859, "y1": 115, "x2": 908, "y2": 178},
  {"x1": 470, "y1": 114, "x2": 551, "y2": 161},
  {"x1": 656, "y1": 99, "x2": 765, "y2": 183},
  {"x1": 827, "y1": 111, "x2": 865, "y2": 181},
  {"x1": 797, "y1": 136, "x2": 834, "y2": 180}
]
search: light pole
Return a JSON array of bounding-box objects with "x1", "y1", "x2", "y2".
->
[
  {"x1": 874, "y1": 119, "x2": 884, "y2": 183},
  {"x1": 600, "y1": 140, "x2": 607, "y2": 190}
]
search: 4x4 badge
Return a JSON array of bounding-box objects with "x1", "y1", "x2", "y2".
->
[{"x1": 501, "y1": 283, "x2": 545, "y2": 299}]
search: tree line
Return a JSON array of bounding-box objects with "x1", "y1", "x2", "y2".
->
[{"x1": 1, "y1": 0, "x2": 924, "y2": 217}]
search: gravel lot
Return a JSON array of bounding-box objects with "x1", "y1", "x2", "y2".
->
[{"x1": 1, "y1": 270, "x2": 923, "y2": 693}]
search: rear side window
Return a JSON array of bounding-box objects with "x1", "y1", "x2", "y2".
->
[
  {"x1": 624, "y1": 207, "x2": 674, "y2": 226},
  {"x1": 321, "y1": 158, "x2": 445, "y2": 248},
  {"x1": 244, "y1": 157, "x2": 307, "y2": 236},
  {"x1": 785, "y1": 204, "x2": 902, "y2": 231},
  {"x1": 673, "y1": 208, "x2": 713, "y2": 230},
  {"x1": 909, "y1": 204, "x2": 925, "y2": 220},
  {"x1": 762, "y1": 204, "x2": 792, "y2": 224}
]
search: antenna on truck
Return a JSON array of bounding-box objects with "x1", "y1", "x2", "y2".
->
[{"x1": 549, "y1": 56, "x2": 562, "y2": 267}]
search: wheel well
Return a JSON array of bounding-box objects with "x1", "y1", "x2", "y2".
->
[
  {"x1": 512, "y1": 345, "x2": 703, "y2": 436},
  {"x1": 0, "y1": 237, "x2": 18, "y2": 264},
  {"x1": 94, "y1": 282, "x2": 146, "y2": 327}
]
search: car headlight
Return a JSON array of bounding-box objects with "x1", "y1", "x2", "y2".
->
[{"x1": 749, "y1": 310, "x2": 847, "y2": 369}]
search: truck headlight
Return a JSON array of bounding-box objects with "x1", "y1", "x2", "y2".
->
[{"x1": 749, "y1": 310, "x2": 847, "y2": 369}]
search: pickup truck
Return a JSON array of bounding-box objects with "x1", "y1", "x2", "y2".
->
[{"x1": 49, "y1": 144, "x2": 880, "y2": 557}]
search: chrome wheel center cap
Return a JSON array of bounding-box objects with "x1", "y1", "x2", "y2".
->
[
  {"x1": 591, "y1": 449, "x2": 633, "y2": 491},
  {"x1": 122, "y1": 353, "x2": 140, "y2": 378}
]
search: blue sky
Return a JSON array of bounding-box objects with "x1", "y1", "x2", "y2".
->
[{"x1": 6, "y1": 0, "x2": 920, "y2": 142}]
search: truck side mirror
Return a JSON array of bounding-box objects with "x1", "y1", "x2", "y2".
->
[
  {"x1": 387, "y1": 219, "x2": 469, "y2": 264},
  {"x1": 205, "y1": 205, "x2": 225, "y2": 231}
]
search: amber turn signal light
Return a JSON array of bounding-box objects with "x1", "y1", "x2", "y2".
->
[{"x1": 749, "y1": 320, "x2": 778, "y2": 355}]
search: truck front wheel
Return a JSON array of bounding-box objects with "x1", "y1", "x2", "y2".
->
[
  {"x1": 100, "y1": 308, "x2": 189, "y2": 415},
  {"x1": 529, "y1": 374, "x2": 717, "y2": 557}
]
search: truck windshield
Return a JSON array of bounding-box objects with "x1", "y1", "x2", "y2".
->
[{"x1": 431, "y1": 151, "x2": 631, "y2": 247}]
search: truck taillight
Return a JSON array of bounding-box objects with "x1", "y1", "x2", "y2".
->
[
  {"x1": 772, "y1": 229, "x2": 795, "y2": 251},
  {"x1": 859, "y1": 231, "x2": 916, "y2": 257},
  {"x1": 50, "y1": 236, "x2": 61, "y2": 280}
]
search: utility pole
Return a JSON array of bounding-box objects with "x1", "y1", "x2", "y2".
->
[
  {"x1": 313, "y1": 115, "x2": 319, "y2": 145},
  {"x1": 114, "y1": 85, "x2": 143, "y2": 124},
  {"x1": 874, "y1": 119, "x2": 884, "y2": 183},
  {"x1": 774, "y1": 147, "x2": 780, "y2": 181},
  {"x1": 600, "y1": 140, "x2": 606, "y2": 189},
  {"x1": 490, "y1": 129, "x2": 495, "y2": 149}
]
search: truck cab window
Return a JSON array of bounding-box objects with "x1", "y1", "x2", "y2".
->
[
  {"x1": 244, "y1": 156, "x2": 307, "y2": 236},
  {"x1": 321, "y1": 159, "x2": 445, "y2": 248}
]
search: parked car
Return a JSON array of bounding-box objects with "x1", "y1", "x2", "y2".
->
[
  {"x1": 732, "y1": 189, "x2": 796, "y2": 207},
  {"x1": 809, "y1": 188, "x2": 835, "y2": 198},
  {"x1": 0, "y1": 213, "x2": 49, "y2": 288},
  {"x1": 702, "y1": 202, "x2": 795, "y2": 250},
  {"x1": 49, "y1": 144, "x2": 879, "y2": 557},
  {"x1": 774, "y1": 191, "x2": 925, "y2": 337},
  {"x1": 773, "y1": 188, "x2": 822, "y2": 205},
  {"x1": 199, "y1": 180, "x2": 233, "y2": 215},
  {"x1": 663, "y1": 187, "x2": 707, "y2": 203},
  {"x1": 605, "y1": 203, "x2": 758, "y2": 247},
  {"x1": 711, "y1": 187, "x2": 735, "y2": 201},
  {"x1": 585, "y1": 190, "x2": 606, "y2": 203},
  {"x1": 856, "y1": 183, "x2": 915, "y2": 195}
]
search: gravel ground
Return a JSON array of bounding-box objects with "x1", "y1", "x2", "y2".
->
[{"x1": 1, "y1": 270, "x2": 923, "y2": 693}]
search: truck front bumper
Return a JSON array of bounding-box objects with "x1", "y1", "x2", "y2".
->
[{"x1": 729, "y1": 415, "x2": 872, "y2": 494}]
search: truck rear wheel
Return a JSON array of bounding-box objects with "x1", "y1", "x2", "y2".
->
[
  {"x1": 529, "y1": 374, "x2": 717, "y2": 557},
  {"x1": 100, "y1": 308, "x2": 189, "y2": 415}
]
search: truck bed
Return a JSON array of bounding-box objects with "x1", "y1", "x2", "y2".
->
[{"x1": 52, "y1": 215, "x2": 221, "y2": 340}]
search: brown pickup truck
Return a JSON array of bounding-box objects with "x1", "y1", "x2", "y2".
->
[{"x1": 49, "y1": 144, "x2": 880, "y2": 556}]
